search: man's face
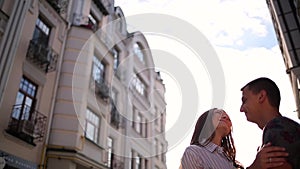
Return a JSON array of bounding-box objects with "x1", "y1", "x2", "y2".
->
[{"x1": 240, "y1": 86, "x2": 260, "y2": 123}]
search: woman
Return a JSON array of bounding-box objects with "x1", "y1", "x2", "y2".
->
[{"x1": 180, "y1": 108, "x2": 243, "y2": 169}]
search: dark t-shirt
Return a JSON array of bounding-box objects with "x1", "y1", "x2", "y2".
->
[{"x1": 263, "y1": 116, "x2": 300, "y2": 169}]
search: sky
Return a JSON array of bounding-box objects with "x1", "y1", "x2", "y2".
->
[{"x1": 114, "y1": 0, "x2": 300, "y2": 168}]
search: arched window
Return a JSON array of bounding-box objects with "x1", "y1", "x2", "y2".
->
[{"x1": 133, "y1": 43, "x2": 145, "y2": 64}]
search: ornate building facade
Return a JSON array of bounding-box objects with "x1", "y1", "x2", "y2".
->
[{"x1": 0, "y1": 0, "x2": 167, "y2": 168}]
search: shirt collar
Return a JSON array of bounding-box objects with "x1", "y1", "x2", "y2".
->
[
  {"x1": 205, "y1": 142, "x2": 232, "y2": 162},
  {"x1": 204, "y1": 142, "x2": 221, "y2": 153}
]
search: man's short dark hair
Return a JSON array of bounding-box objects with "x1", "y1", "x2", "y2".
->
[{"x1": 241, "y1": 77, "x2": 281, "y2": 109}]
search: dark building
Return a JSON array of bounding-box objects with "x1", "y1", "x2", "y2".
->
[{"x1": 267, "y1": 0, "x2": 300, "y2": 119}]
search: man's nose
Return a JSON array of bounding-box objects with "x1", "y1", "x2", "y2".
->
[{"x1": 240, "y1": 105, "x2": 244, "y2": 112}]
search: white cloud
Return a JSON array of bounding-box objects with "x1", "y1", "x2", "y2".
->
[{"x1": 114, "y1": 0, "x2": 298, "y2": 169}]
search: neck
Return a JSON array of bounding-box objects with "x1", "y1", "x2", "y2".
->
[
  {"x1": 211, "y1": 133, "x2": 223, "y2": 146},
  {"x1": 258, "y1": 110, "x2": 281, "y2": 129}
]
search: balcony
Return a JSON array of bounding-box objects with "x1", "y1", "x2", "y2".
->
[
  {"x1": 0, "y1": 9, "x2": 8, "y2": 41},
  {"x1": 6, "y1": 104, "x2": 47, "y2": 146},
  {"x1": 26, "y1": 40, "x2": 58, "y2": 73},
  {"x1": 46, "y1": 0, "x2": 68, "y2": 14},
  {"x1": 95, "y1": 79, "x2": 110, "y2": 99},
  {"x1": 112, "y1": 158, "x2": 124, "y2": 169},
  {"x1": 80, "y1": 14, "x2": 99, "y2": 32},
  {"x1": 110, "y1": 102, "x2": 121, "y2": 129}
]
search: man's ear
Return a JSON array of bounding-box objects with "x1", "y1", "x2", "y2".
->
[{"x1": 258, "y1": 90, "x2": 267, "y2": 103}]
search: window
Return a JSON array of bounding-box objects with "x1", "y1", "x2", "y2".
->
[
  {"x1": 130, "y1": 74, "x2": 146, "y2": 96},
  {"x1": 156, "y1": 112, "x2": 160, "y2": 131},
  {"x1": 135, "y1": 155, "x2": 141, "y2": 169},
  {"x1": 88, "y1": 13, "x2": 97, "y2": 26},
  {"x1": 161, "y1": 114, "x2": 164, "y2": 132},
  {"x1": 145, "y1": 159, "x2": 148, "y2": 169},
  {"x1": 6, "y1": 76, "x2": 48, "y2": 145},
  {"x1": 85, "y1": 109, "x2": 99, "y2": 143},
  {"x1": 86, "y1": 13, "x2": 98, "y2": 30},
  {"x1": 155, "y1": 109, "x2": 159, "y2": 126},
  {"x1": 154, "y1": 138, "x2": 158, "y2": 158},
  {"x1": 0, "y1": 0, "x2": 4, "y2": 8},
  {"x1": 32, "y1": 17, "x2": 51, "y2": 47},
  {"x1": 92, "y1": 56, "x2": 109, "y2": 99},
  {"x1": 143, "y1": 119, "x2": 148, "y2": 138},
  {"x1": 112, "y1": 47, "x2": 120, "y2": 71},
  {"x1": 107, "y1": 137, "x2": 113, "y2": 168},
  {"x1": 92, "y1": 56, "x2": 106, "y2": 83},
  {"x1": 130, "y1": 150, "x2": 134, "y2": 169},
  {"x1": 116, "y1": 13, "x2": 123, "y2": 32},
  {"x1": 133, "y1": 43, "x2": 144, "y2": 63},
  {"x1": 13, "y1": 77, "x2": 37, "y2": 120},
  {"x1": 110, "y1": 89, "x2": 120, "y2": 127},
  {"x1": 135, "y1": 113, "x2": 141, "y2": 133},
  {"x1": 27, "y1": 16, "x2": 57, "y2": 73},
  {"x1": 160, "y1": 143, "x2": 164, "y2": 161},
  {"x1": 111, "y1": 89, "x2": 117, "y2": 104},
  {"x1": 131, "y1": 106, "x2": 136, "y2": 127}
]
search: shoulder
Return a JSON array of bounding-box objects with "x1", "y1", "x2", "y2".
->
[
  {"x1": 183, "y1": 145, "x2": 204, "y2": 155},
  {"x1": 265, "y1": 116, "x2": 300, "y2": 131},
  {"x1": 181, "y1": 145, "x2": 205, "y2": 168},
  {"x1": 182, "y1": 144, "x2": 216, "y2": 161},
  {"x1": 265, "y1": 117, "x2": 300, "y2": 169},
  {"x1": 263, "y1": 116, "x2": 300, "y2": 144}
]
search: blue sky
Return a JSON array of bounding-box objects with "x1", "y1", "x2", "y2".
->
[{"x1": 217, "y1": 22, "x2": 278, "y2": 50}]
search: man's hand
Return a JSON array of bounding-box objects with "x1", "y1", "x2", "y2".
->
[{"x1": 247, "y1": 142, "x2": 289, "y2": 169}]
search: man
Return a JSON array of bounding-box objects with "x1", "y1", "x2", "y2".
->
[{"x1": 240, "y1": 77, "x2": 300, "y2": 169}]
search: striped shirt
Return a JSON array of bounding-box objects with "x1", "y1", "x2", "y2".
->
[{"x1": 181, "y1": 142, "x2": 236, "y2": 169}]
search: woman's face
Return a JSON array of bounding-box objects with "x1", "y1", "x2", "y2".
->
[{"x1": 212, "y1": 109, "x2": 232, "y2": 136}]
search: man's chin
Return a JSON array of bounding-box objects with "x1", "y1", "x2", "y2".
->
[
  {"x1": 246, "y1": 117, "x2": 256, "y2": 123},
  {"x1": 245, "y1": 115, "x2": 252, "y2": 122}
]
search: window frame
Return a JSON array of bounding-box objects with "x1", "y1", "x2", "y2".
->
[
  {"x1": 112, "y1": 47, "x2": 120, "y2": 72},
  {"x1": 107, "y1": 137, "x2": 113, "y2": 168},
  {"x1": 85, "y1": 109, "x2": 100, "y2": 143},
  {"x1": 135, "y1": 113, "x2": 141, "y2": 133},
  {"x1": 13, "y1": 77, "x2": 38, "y2": 120},
  {"x1": 92, "y1": 55, "x2": 106, "y2": 83},
  {"x1": 130, "y1": 74, "x2": 146, "y2": 96},
  {"x1": 133, "y1": 43, "x2": 145, "y2": 64},
  {"x1": 32, "y1": 17, "x2": 51, "y2": 47}
]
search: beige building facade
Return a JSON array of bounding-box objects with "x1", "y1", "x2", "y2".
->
[{"x1": 0, "y1": 0, "x2": 167, "y2": 169}]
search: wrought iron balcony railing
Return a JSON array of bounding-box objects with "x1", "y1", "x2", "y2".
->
[
  {"x1": 112, "y1": 158, "x2": 124, "y2": 169},
  {"x1": 94, "y1": 79, "x2": 110, "y2": 99},
  {"x1": 0, "y1": 9, "x2": 8, "y2": 40},
  {"x1": 46, "y1": 0, "x2": 68, "y2": 14},
  {"x1": 80, "y1": 15, "x2": 99, "y2": 32},
  {"x1": 6, "y1": 104, "x2": 47, "y2": 146},
  {"x1": 110, "y1": 102, "x2": 120, "y2": 129},
  {"x1": 26, "y1": 40, "x2": 58, "y2": 73}
]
